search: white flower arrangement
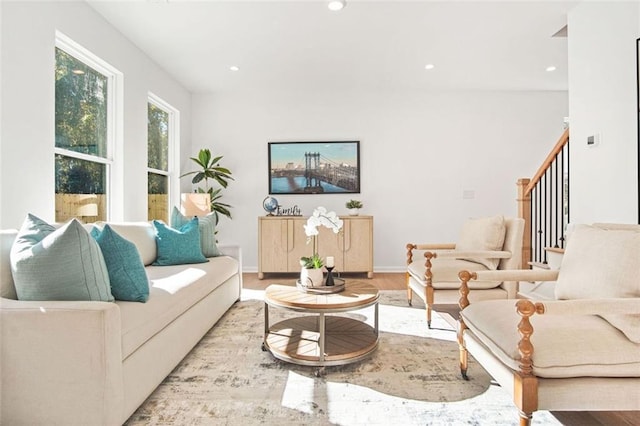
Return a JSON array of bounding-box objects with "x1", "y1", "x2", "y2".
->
[
  {"x1": 300, "y1": 207, "x2": 343, "y2": 273},
  {"x1": 304, "y1": 207, "x2": 343, "y2": 238}
]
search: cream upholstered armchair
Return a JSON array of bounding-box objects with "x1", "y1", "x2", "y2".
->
[
  {"x1": 457, "y1": 223, "x2": 640, "y2": 425},
  {"x1": 406, "y1": 215, "x2": 524, "y2": 328}
]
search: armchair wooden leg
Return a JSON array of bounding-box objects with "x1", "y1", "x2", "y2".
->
[
  {"x1": 458, "y1": 316, "x2": 469, "y2": 380},
  {"x1": 405, "y1": 245, "x2": 416, "y2": 306},
  {"x1": 518, "y1": 412, "x2": 532, "y2": 426},
  {"x1": 424, "y1": 251, "x2": 435, "y2": 329},
  {"x1": 425, "y1": 287, "x2": 434, "y2": 329},
  {"x1": 514, "y1": 301, "x2": 541, "y2": 426}
]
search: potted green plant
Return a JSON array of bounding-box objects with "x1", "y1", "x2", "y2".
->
[
  {"x1": 346, "y1": 199, "x2": 363, "y2": 216},
  {"x1": 300, "y1": 254, "x2": 324, "y2": 269},
  {"x1": 299, "y1": 254, "x2": 324, "y2": 288},
  {"x1": 180, "y1": 149, "x2": 234, "y2": 223}
]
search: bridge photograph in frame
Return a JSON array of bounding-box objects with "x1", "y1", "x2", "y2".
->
[{"x1": 268, "y1": 141, "x2": 360, "y2": 195}]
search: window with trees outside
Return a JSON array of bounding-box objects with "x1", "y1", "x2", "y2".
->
[
  {"x1": 55, "y1": 37, "x2": 117, "y2": 223},
  {"x1": 147, "y1": 95, "x2": 178, "y2": 222}
]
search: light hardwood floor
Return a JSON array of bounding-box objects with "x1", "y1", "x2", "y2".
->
[{"x1": 244, "y1": 272, "x2": 639, "y2": 426}]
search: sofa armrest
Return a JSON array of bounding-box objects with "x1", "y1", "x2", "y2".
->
[
  {"x1": 217, "y1": 244, "x2": 243, "y2": 288},
  {"x1": 0, "y1": 298, "x2": 124, "y2": 424},
  {"x1": 217, "y1": 243, "x2": 241, "y2": 260}
]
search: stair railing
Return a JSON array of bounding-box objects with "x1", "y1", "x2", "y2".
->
[{"x1": 517, "y1": 128, "x2": 569, "y2": 268}]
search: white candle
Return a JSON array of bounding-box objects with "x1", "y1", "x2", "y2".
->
[{"x1": 326, "y1": 256, "x2": 334, "y2": 268}]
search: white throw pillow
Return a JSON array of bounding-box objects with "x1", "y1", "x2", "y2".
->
[
  {"x1": 456, "y1": 215, "x2": 506, "y2": 270},
  {"x1": 555, "y1": 224, "x2": 640, "y2": 342}
]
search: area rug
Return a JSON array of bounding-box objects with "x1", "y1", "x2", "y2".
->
[{"x1": 125, "y1": 290, "x2": 560, "y2": 425}]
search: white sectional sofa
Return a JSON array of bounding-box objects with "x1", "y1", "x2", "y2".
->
[{"x1": 0, "y1": 222, "x2": 242, "y2": 425}]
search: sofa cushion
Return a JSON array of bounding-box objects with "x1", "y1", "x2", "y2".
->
[
  {"x1": 152, "y1": 219, "x2": 208, "y2": 266},
  {"x1": 461, "y1": 300, "x2": 640, "y2": 378},
  {"x1": 456, "y1": 215, "x2": 506, "y2": 270},
  {"x1": 171, "y1": 206, "x2": 220, "y2": 257},
  {"x1": 91, "y1": 225, "x2": 149, "y2": 303},
  {"x1": 408, "y1": 258, "x2": 497, "y2": 289},
  {"x1": 117, "y1": 256, "x2": 239, "y2": 359},
  {"x1": 555, "y1": 224, "x2": 640, "y2": 342},
  {"x1": 10, "y1": 214, "x2": 113, "y2": 302}
]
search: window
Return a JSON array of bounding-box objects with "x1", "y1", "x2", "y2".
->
[
  {"x1": 147, "y1": 95, "x2": 178, "y2": 222},
  {"x1": 55, "y1": 34, "x2": 119, "y2": 223}
]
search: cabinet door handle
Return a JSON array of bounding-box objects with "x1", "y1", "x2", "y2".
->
[
  {"x1": 344, "y1": 220, "x2": 351, "y2": 251},
  {"x1": 286, "y1": 220, "x2": 293, "y2": 253}
]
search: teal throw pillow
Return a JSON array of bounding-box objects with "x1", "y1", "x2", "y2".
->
[
  {"x1": 152, "y1": 219, "x2": 208, "y2": 266},
  {"x1": 91, "y1": 225, "x2": 149, "y2": 303},
  {"x1": 171, "y1": 206, "x2": 220, "y2": 257},
  {"x1": 10, "y1": 214, "x2": 113, "y2": 302}
]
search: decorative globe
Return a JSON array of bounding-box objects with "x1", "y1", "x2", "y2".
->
[{"x1": 262, "y1": 196, "x2": 279, "y2": 215}]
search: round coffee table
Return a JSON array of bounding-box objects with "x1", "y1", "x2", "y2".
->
[{"x1": 262, "y1": 281, "x2": 379, "y2": 374}]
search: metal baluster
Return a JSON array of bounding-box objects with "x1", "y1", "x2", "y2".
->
[
  {"x1": 537, "y1": 183, "x2": 543, "y2": 263},
  {"x1": 553, "y1": 154, "x2": 561, "y2": 248},
  {"x1": 566, "y1": 140, "x2": 570, "y2": 227},
  {"x1": 543, "y1": 170, "x2": 548, "y2": 264}
]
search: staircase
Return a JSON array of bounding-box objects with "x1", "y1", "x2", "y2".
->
[
  {"x1": 517, "y1": 128, "x2": 569, "y2": 268},
  {"x1": 516, "y1": 129, "x2": 569, "y2": 299}
]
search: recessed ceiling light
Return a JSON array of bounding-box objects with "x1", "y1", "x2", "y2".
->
[
  {"x1": 424, "y1": 64, "x2": 435, "y2": 70},
  {"x1": 546, "y1": 66, "x2": 557, "y2": 72},
  {"x1": 229, "y1": 66, "x2": 240, "y2": 72},
  {"x1": 328, "y1": 0, "x2": 346, "y2": 11},
  {"x1": 71, "y1": 69, "x2": 85, "y2": 75}
]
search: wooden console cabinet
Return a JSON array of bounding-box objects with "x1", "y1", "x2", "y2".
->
[{"x1": 258, "y1": 215, "x2": 373, "y2": 279}]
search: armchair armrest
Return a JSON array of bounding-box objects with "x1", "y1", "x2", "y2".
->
[
  {"x1": 431, "y1": 249, "x2": 513, "y2": 259},
  {"x1": 411, "y1": 243, "x2": 456, "y2": 250},
  {"x1": 536, "y1": 298, "x2": 640, "y2": 316},
  {"x1": 0, "y1": 298, "x2": 123, "y2": 424},
  {"x1": 406, "y1": 243, "x2": 456, "y2": 266},
  {"x1": 457, "y1": 269, "x2": 560, "y2": 310},
  {"x1": 472, "y1": 269, "x2": 559, "y2": 283}
]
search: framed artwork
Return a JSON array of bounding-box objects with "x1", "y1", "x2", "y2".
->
[{"x1": 268, "y1": 141, "x2": 360, "y2": 194}]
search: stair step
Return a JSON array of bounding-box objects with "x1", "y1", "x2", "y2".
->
[
  {"x1": 528, "y1": 261, "x2": 550, "y2": 270},
  {"x1": 545, "y1": 247, "x2": 565, "y2": 254}
]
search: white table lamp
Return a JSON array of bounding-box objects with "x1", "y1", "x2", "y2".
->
[{"x1": 180, "y1": 193, "x2": 211, "y2": 217}]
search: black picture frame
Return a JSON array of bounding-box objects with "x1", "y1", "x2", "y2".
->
[
  {"x1": 637, "y1": 38, "x2": 640, "y2": 223},
  {"x1": 268, "y1": 141, "x2": 360, "y2": 195}
]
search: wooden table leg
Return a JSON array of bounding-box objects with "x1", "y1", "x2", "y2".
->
[{"x1": 262, "y1": 302, "x2": 269, "y2": 351}]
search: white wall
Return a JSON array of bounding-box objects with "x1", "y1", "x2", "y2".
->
[
  {"x1": 193, "y1": 90, "x2": 568, "y2": 271},
  {"x1": 568, "y1": 1, "x2": 639, "y2": 224},
  {"x1": 0, "y1": 1, "x2": 192, "y2": 228}
]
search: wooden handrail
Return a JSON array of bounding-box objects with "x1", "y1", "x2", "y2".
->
[
  {"x1": 525, "y1": 128, "x2": 569, "y2": 195},
  {"x1": 517, "y1": 178, "x2": 532, "y2": 269}
]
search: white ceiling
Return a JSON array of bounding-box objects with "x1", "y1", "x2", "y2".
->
[{"x1": 88, "y1": 0, "x2": 576, "y2": 93}]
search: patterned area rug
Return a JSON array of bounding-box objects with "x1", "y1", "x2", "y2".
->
[{"x1": 126, "y1": 290, "x2": 560, "y2": 425}]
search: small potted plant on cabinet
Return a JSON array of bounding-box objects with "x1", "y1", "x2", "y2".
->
[{"x1": 346, "y1": 199, "x2": 363, "y2": 216}]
